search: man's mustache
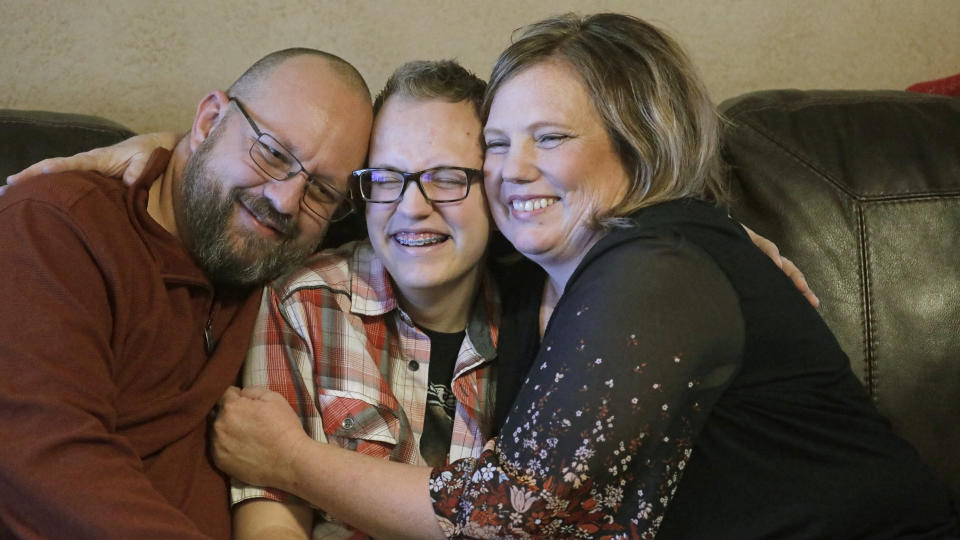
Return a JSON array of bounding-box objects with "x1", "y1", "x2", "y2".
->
[{"x1": 237, "y1": 191, "x2": 298, "y2": 239}]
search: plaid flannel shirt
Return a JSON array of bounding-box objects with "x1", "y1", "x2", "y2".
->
[{"x1": 232, "y1": 240, "x2": 499, "y2": 539}]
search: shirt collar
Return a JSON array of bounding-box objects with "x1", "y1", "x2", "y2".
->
[
  {"x1": 128, "y1": 148, "x2": 210, "y2": 287},
  {"x1": 348, "y1": 241, "x2": 399, "y2": 316},
  {"x1": 349, "y1": 241, "x2": 499, "y2": 361}
]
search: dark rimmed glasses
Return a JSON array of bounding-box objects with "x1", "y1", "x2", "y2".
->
[
  {"x1": 352, "y1": 167, "x2": 482, "y2": 204},
  {"x1": 230, "y1": 97, "x2": 354, "y2": 222}
]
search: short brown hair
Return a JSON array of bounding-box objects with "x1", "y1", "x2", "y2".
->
[
  {"x1": 485, "y1": 13, "x2": 727, "y2": 228},
  {"x1": 373, "y1": 60, "x2": 486, "y2": 120}
]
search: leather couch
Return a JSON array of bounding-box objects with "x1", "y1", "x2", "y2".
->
[
  {"x1": 2, "y1": 89, "x2": 958, "y2": 501},
  {"x1": 721, "y1": 90, "x2": 960, "y2": 502}
]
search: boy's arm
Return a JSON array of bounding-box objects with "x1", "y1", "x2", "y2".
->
[{"x1": 234, "y1": 500, "x2": 313, "y2": 540}]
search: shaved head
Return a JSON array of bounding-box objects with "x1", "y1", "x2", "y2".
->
[
  {"x1": 227, "y1": 48, "x2": 370, "y2": 103},
  {"x1": 173, "y1": 47, "x2": 374, "y2": 286}
]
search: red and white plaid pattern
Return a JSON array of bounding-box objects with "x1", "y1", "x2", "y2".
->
[{"x1": 232, "y1": 240, "x2": 499, "y2": 539}]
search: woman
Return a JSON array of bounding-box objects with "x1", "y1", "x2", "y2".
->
[
  {"x1": 212, "y1": 12, "x2": 957, "y2": 539},
  {"x1": 12, "y1": 13, "x2": 957, "y2": 538}
]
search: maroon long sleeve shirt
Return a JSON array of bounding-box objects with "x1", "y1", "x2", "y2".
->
[{"x1": 0, "y1": 151, "x2": 260, "y2": 539}]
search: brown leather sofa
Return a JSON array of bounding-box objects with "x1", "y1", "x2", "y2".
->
[
  {"x1": 721, "y1": 90, "x2": 960, "y2": 503},
  {"x1": 2, "y1": 89, "x2": 958, "y2": 503}
]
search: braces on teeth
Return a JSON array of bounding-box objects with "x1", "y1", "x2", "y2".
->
[{"x1": 395, "y1": 234, "x2": 447, "y2": 247}]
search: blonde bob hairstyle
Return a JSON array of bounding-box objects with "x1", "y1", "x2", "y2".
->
[{"x1": 483, "y1": 13, "x2": 727, "y2": 228}]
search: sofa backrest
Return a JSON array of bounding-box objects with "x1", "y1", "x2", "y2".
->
[
  {"x1": 722, "y1": 90, "x2": 960, "y2": 499},
  {"x1": 0, "y1": 109, "x2": 136, "y2": 184}
]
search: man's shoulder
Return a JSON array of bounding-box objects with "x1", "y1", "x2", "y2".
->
[
  {"x1": 0, "y1": 170, "x2": 127, "y2": 216},
  {"x1": 271, "y1": 239, "x2": 369, "y2": 298}
]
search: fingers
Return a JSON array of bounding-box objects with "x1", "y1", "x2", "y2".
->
[
  {"x1": 743, "y1": 224, "x2": 783, "y2": 269},
  {"x1": 122, "y1": 154, "x2": 150, "y2": 185},
  {"x1": 6, "y1": 148, "x2": 122, "y2": 185},
  {"x1": 239, "y1": 386, "x2": 286, "y2": 402},
  {"x1": 7, "y1": 155, "x2": 89, "y2": 184},
  {"x1": 741, "y1": 224, "x2": 820, "y2": 309},
  {"x1": 781, "y1": 256, "x2": 820, "y2": 308},
  {"x1": 113, "y1": 132, "x2": 180, "y2": 185},
  {"x1": 218, "y1": 385, "x2": 242, "y2": 409}
]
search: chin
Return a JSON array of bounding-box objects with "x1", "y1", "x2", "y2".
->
[
  {"x1": 508, "y1": 235, "x2": 552, "y2": 259},
  {"x1": 394, "y1": 274, "x2": 447, "y2": 293}
]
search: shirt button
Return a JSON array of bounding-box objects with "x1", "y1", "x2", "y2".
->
[
  {"x1": 341, "y1": 417, "x2": 355, "y2": 430},
  {"x1": 408, "y1": 360, "x2": 420, "y2": 371}
]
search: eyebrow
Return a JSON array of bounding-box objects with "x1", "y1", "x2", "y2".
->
[
  {"x1": 483, "y1": 121, "x2": 572, "y2": 136},
  {"x1": 253, "y1": 119, "x2": 301, "y2": 156},
  {"x1": 257, "y1": 124, "x2": 338, "y2": 184}
]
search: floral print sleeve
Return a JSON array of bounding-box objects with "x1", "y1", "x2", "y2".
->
[{"x1": 429, "y1": 235, "x2": 745, "y2": 539}]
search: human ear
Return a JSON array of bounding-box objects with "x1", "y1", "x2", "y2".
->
[{"x1": 189, "y1": 90, "x2": 231, "y2": 152}]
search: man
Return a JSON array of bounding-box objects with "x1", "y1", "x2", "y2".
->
[
  {"x1": 229, "y1": 60, "x2": 498, "y2": 539},
  {"x1": 0, "y1": 48, "x2": 372, "y2": 539}
]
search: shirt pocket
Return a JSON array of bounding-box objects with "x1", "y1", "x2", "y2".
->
[{"x1": 315, "y1": 393, "x2": 399, "y2": 458}]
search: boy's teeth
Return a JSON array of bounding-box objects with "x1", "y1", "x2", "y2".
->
[
  {"x1": 512, "y1": 198, "x2": 556, "y2": 212},
  {"x1": 394, "y1": 232, "x2": 448, "y2": 247}
]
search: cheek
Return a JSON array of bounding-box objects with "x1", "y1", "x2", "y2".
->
[
  {"x1": 482, "y1": 156, "x2": 501, "y2": 190},
  {"x1": 547, "y1": 154, "x2": 589, "y2": 193},
  {"x1": 482, "y1": 181, "x2": 507, "y2": 216},
  {"x1": 364, "y1": 205, "x2": 393, "y2": 235}
]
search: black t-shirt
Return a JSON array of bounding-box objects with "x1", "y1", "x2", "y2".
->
[
  {"x1": 418, "y1": 326, "x2": 464, "y2": 467},
  {"x1": 491, "y1": 198, "x2": 958, "y2": 538}
]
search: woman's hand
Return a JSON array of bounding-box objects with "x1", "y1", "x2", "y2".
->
[
  {"x1": 6, "y1": 131, "x2": 181, "y2": 186},
  {"x1": 214, "y1": 386, "x2": 443, "y2": 540},
  {"x1": 743, "y1": 225, "x2": 820, "y2": 308},
  {"x1": 211, "y1": 386, "x2": 311, "y2": 493}
]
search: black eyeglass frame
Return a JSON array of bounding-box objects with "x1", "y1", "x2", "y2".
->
[
  {"x1": 351, "y1": 167, "x2": 483, "y2": 204},
  {"x1": 229, "y1": 97, "x2": 355, "y2": 222}
]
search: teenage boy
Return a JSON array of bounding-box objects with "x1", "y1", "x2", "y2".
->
[{"x1": 231, "y1": 60, "x2": 497, "y2": 539}]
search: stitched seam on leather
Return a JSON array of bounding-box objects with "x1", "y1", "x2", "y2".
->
[
  {"x1": 861, "y1": 197, "x2": 959, "y2": 402},
  {"x1": 735, "y1": 120, "x2": 960, "y2": 201},
  {"x1": 865, "y1": 194, "x2": 960, "y2": 205},
  {"x1": 856, "y1": 204, "x2": 878, "y2": 402},
  {"x1": 722, "y1": 92, "x2": 946, "y2": 116},
  {"x1": 735, "y1": 122, "x2": 857, "y2": 199}
]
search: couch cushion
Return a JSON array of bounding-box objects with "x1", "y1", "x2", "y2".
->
[
  {"x1": 0, "y1": 109, "x2": 135, "y2": 184},
  {"x1": 721, "y1": 90, "x2": 960, "y2": 498}
]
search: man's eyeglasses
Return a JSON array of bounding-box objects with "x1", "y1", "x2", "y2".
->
[
  {"x1": 230, "y1": 97, "x2": 354, "y2": 222},
  {"x1": 352, "y1": 167, "x2": 482, "y2": 204}
]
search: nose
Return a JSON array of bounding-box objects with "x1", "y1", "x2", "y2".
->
[
  {"x1": 498, "y1": 141, "x2": 537, "y2": 184},
  {"x1": 394, "y1": 178, "x2": 434, "y2": 219},
  {"x1": 262, "y1": 171, "x2": 308, "y2": 217}
]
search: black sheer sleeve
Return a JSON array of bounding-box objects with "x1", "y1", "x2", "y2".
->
[{"x1": 429, "y1": 233, "x2": 745, "y2": 538}]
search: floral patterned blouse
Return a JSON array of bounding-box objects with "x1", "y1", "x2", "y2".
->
[
  {"x1": 429, "y1": 200, "x2": 744, "y2": 538},
  {"x1": 428, "y1": 200, "x2": 959, "y2": 539}
]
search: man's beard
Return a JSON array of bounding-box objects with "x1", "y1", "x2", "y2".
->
[{"x1": 178, "y1": 137, "x2": 321, "y2": 288}]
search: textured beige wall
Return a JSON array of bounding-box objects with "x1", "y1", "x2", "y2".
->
[{"x1": 2, "y1": 0, "x2": 958, "y2": 133}]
